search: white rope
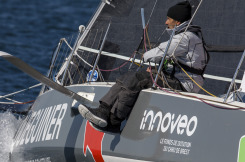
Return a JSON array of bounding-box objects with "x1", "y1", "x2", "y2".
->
[
  {"x1": 74, "y1": 52, "x2": 93, "y2": 68},
  {"x1": 62, "y1": 38, "x2": 73, "y2": 50},
  {"x1": 146, "y1": 0, "x2": 158, "y2": 26},
  {"x1": 4, "y1": 98, "x2": 20, "y2": 103},
  {"x1": 0, "y1": 83, "x2": 42, "y2": 99}
]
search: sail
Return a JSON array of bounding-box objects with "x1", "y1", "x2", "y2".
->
[{"x1": 62, "y1": 0, "x2": 245, "y2": 96}]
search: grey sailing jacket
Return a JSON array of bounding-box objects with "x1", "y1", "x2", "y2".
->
[{"x1": 143, "y1": 21, "x2": 208, "y2": 93}]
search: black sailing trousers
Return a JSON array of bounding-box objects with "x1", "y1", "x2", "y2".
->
[{"x1": 99, "y1": 70, "x2": 184, "y2": 120}]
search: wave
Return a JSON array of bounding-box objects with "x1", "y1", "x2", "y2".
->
[{"x1": 0, "y1": 111, "x2": 23, "y2": 162}]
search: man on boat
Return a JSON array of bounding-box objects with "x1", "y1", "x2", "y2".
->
[{"x1": 78, "y1": 1, "x2": 209, "y2": 133}]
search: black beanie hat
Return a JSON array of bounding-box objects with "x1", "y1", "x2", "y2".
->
[{"x1": 167, "y1": 1, "x2": 192, "y2": 23}]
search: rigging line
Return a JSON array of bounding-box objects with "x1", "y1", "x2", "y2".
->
[
  {"x1": 144, "y1": 28, "x2": 148, "y2": 51},
  {"x1": 87, "y1": 29, "x2": 99, "y2": 57},
  {"x1": 141, "y1": 0, "x2": 158, "y2": 55},
  {"x1": 179, "y1": 53, "x2": 196, "y2": 91},
  {"x1": 76, "y1": 1, "x2": 106, "y2": 48},
  {"x1": 149, "y1": 63, "x2": 181, "y2": 95},
  {"x1": 53, "y1": 40, "x2": 66, "y2": 77},
  {"x1": 146, "y1": 27, "x2": 152, "y2": 49},
  {"x1": 58, "y1": 37, "x2": 77, "y2": 84},
  {"x1": 62, "y1": 38, "x2": 73, "y2": 50},
  {"x1": 14, "y1": 100, "x2": 35, "y2": 105},
  {"x1": 148, "y1": 63, "x2": 245, "y2": 110},
  {"x1": 154, "y1": 28, "x2": 167, "y2": 48},
  {"x1": 146, "y1": 0, "x2": 158, "y2": 26},
  {"x1": 137, "y1": 0, "x2": 158, "y2": 65},
  {"x1": 93, "y1": 24, "x2": 110, "y2": 82},
  {"x1": 78, "y1": 29, "x2": 99, "y2": 84},
  {"x1": 99, "y1": 52, "x2": 136, "y2": 72},
  {"x1": 91, "y1": 28, "x2": 104, "y2": 69},
  {"x1": 81, "y1": 28, "x2": 93, "y2": 57},
  {"x1": 0, "y1": 83, "x2": 42, "y2": 99},
  {"x1": 76, "y1": 49, "x2": 140, "y2": 72},
  {"x1": 84, "y1": 26, "x2": 108, "y2": 82},
  {"x1": 51, "y1": 40, "x2": 63, "y2": 79},
  {"x1": 74, "y1": 53, "x2": 93, "y2": 68},
  {"x1": 62, "y1": 34, "x2": 76, "y2": 85},
  {"x1": 3, "y1": 98, "x2": 20, "y2": 103},
  {"x1": 80, "y1": 29, "x2": 94, "y2": 78},
  {"x1": 53, "y1": 40, "x2": 64, "y2": 77},
  {"x1": 177, "y1": 62, "x2": 217, "y2": 97},
  {"x1": 69, "y1": 61, "x2": 85, "y2": 83},
  {"x1": 54, "y1": 34, "x2": 74, "y2": 79}
]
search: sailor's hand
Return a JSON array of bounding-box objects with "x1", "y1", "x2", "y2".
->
[{"x1": 146, "y1": 67, "x2": 151, "y2": 72}]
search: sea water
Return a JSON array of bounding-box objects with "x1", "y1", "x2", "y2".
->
[
  {"x1": 0, "y1": 0, "x2": 100, "y2": 160},
  {"x1": 0, "y1": 0, "x2": 100, "y2": 102},
  {"x1": 0, "y1": 111, "x2": 22, "y2": 162}
]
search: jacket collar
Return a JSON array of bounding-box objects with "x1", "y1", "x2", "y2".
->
[
  {"x1": 166, "y1": 21, "x2": 190, "y2": 35},
  {"x1": 166, "y1": 20, "x2": 202, "y2": 36}
]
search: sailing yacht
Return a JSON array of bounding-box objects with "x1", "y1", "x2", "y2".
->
[{"x1": 1, "y1": 0, "x2": 245, "y2": 161}]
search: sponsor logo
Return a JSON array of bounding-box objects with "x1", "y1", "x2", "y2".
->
[
  {"x1": 86, "y1": 70, "x2": 98, "y2": 82},
  {"x1": 14, "y1": 103, "x2": 68, "y2": 146},
  {"x1": 238, "y1": 135, "x2": 245, "y2": 162},
  {"x1": 140, "y1": 110, "x2": 198, "y2": 136}
]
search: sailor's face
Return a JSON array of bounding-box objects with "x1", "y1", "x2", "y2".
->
[{"x1": 165, "y1": 17, "x2": 180, "y2": 29}]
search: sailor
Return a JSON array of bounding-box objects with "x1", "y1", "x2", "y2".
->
[
  {"x1": 78, "y1": 1, "x2": 209, "y2": 133},
  {"x1": 144, "y1": 1, "x2": 209, "y2": 93}
]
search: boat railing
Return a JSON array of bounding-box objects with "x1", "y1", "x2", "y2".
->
[
  {"x1": 40, "y1": 26, "x2": 86, "y2": 93},
  {"x1": 41, "y1": 23, "x2": 115, "y2": 94}
]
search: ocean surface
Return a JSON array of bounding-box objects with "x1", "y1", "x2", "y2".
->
[
  {"x1": 0, "y1": 0, "x2": 100, "y2": 161},
  {"x1": 0, "y1": 0, "x2": 100, "y2": 102}
]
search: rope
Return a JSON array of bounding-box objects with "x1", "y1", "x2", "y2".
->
[
  {"x1": 14, "y1": 100, "x2": 35, "y2": 105},
  {"x1": 146, "y1": 0, "x2": 158, "y2": 26},
  {"x1": 177, "y1": 63, "x2": 217, "y2": 97},
  {"x1": 62, "y1": 38, "x2": 73, "y2": 50},
  {"x1": 148, "y1": 63, "x2": 245, "y2": 110},
  {"x1": 98, "y1": 51, "x2": 137, "y2": 72},
  {"x1": 4, "y1": 98, "x2": 20, "y2": 103},
  {"x1": 146, "y1": 27, "x2": 152, "y2": 49},
  {"x1": 144, "y1": 28, "x2": 148, "y2": 51},
  {"x1": 0, "y1": 84, "x2": 41, "y2": 105},
  {"x1": 0, "y1": 83, "x2": 42, "y2": 100}
]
